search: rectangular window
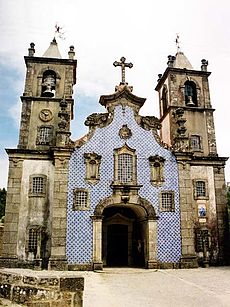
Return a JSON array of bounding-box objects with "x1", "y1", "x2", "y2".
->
[
  {"x1": 190, "y1": 135, "x2": 202, "y2": 151},
  {"x1": 73, "y1": 189, "x2": 89, "y2": 210},
  {"x1": 196, "y1": 181, "x2": 206, "y2": 197},
  {"x1": 32, "y1": 177, "x2": 44, "y2": 194},
  {"x1": 118, "y1": 154, "x2": 133, "y2": 183},
  {"x1": 28, "y1": 228, "x2": 38, "y2": 253},
  {"x1": 160, "y1": 191, "x2": 175, "y2": 212},
  {"x1": 29, "y1": 174, "x2": 47, "y2": 197},
  {"x1": 37, "y1": 126, "x2": 53, "y2": 145}
]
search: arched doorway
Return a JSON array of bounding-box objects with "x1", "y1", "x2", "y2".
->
[
  {"x1": 102, "y1": 206, "x2": 145, "y2": 267},
  {"x1": 92, "y1": 196, "x2": 158, "y2": 270}
]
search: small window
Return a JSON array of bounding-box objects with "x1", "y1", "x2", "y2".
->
[
  {"x1": 29, "y1": 174, "x2": 47, "y2": 197},
  {"x1": 184, "y1": 81, "x2": 197, "y2": 106},
  {"x1": 73, "y1": 188, "x2": 89, "y2": 210},
  {"x1": 37, "y1": 126, "x2": 53, "y2": 145},
  {"x1": 190, "y1": 135, "x2": 202, "y2": 151},
  {"x1": 196, "y1": 181, "x2": 206, "y2": 197},
  {"x1": 160, "y1": 191, "x2": 175, "y2": 212},
  {"x1": 28, "y1": 228, "x2": 39, "y2": 253},
  {"x1": 118, "y1": 153, "x2": 133, "y2": 183},
  {"x1": 193, "y1": 180, "x2": 208, "y2": 199}
]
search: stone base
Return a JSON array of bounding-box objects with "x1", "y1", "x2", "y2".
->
[
  {"x1": 48, "y1": 257, "x2": 68, "y2": 271},
  {"x1": 0, "y1": 268, "x2": 84, "y2": 306},
  {"x1": 68, "y1": 263, "x2": 93, "y2": 271},
  {"x1": 158, "y1": 262, "x2": 180, "y2": 269},
  {"x1": 146, "y1": 260, "x2": 158, "y2": 269},
  {"x1": 0, "y1": 257, "x2": 18, "y2": 269},
  {"x1": 180, "y1": 255, "x2": 198, "y2": 269},
  {"x1": 93, "y1": 262, "x2": 103, "y2": 271}
]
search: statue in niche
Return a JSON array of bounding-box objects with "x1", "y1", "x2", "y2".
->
[{"x1": 84, "y1": 152, "x2": 102, "y2": 184}]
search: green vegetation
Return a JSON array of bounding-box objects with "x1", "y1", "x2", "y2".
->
[{"x1": 0, "y1": 188, "x2": 6, "y2": 222}]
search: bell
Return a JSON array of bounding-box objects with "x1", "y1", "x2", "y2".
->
[
  {"x1": 42, "y1": 75, "x2": 55, "y2": 97},
  {"x1": 186, "y1": 95, "x2": 195, "y2": 106},
  {"x1": 43, "y1": 88, "x2": 55, "y2": 97}
]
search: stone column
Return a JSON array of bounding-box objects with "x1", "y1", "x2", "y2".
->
[
  {"x1": 176, "y1": 154, "x2": 198, "y2": 268},
  {"x1": 92, "y1": 216, "x2": 103, "y2": 270},
  {"x1": 146, "y1": 218, "x2": 158, "y2": 269},
  {"x1": 48, "y1": 150, "x2": 72, "y2": 270}
]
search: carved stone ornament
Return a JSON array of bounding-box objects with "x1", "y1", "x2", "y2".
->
[
  {"x1": 119, "y1": 124, "x2": 132, "y2": 139},
  {"x1": 85, "y1": 113, "x2": 109, "y2": 127},
  {"x1": 84, "y1": 152, "x2": 102, "y2": 185},
  {"x1": 140, "y1": 116, "x2": 161, "y2": 131},
  {"x1": 148, "y1": 155, "x2": 165, "y2": 186}
]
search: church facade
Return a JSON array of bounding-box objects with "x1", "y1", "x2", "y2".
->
[{"x1": 1, "y1": 40, "x2": 229, "y2": 270}]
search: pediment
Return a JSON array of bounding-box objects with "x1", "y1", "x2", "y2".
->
[{"x1": 99, "y1": 85, "x2": 146, "y2": 111}]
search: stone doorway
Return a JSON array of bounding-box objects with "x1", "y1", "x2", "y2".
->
[
  {"x1": 92, "y1": 196, "x2": 158, "y2": 270},
  {"x1": 102, "y1": 206, "x2": 145, "y2": 268},
  {"x1": 107, "y1": 224, "x2": 128, "y2": 266}
]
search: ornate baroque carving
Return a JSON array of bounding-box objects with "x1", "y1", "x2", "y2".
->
[
  {"x1": 85, "y1": 113, "x2": 109, "y2": 128},
  {"x1": 119, "y1": 124, "x2": 132, "y2": 139},
  {"x1": 139, "y1": 116, "x2": 161, "y2": 131},
  {"x1": 84, "y1": 152, "x2": 102, "y2": 185}
]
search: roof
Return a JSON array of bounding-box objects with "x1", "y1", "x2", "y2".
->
[
  {"x1": 43, "y1": 38, "x2": 62, "y2": 59},
  {"x1": 173, "y1": 51, "x2": 193, "y2": 69}
]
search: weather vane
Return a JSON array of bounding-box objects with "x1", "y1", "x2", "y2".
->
[
  {"x1": 54, "y1": 24, "x2": 66, "y2": 40},
  {"x1": 113, "y1": 57, "x2": 133, "y2": 84},
  {"x1": 175, "y1": 34, "x2": 181, "y2": 52}
]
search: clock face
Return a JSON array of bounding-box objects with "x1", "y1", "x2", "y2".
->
[{"x1": 39, "y1": 109, "x2": 53, "y2": 122}]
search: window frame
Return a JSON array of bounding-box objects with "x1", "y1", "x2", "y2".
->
[
  {"x1": 159, "y1": 191, "x2": 175, "y2": 212},
  {"x1": 73, "y1": 188, "x2": 90, "y2": 211},
  {"x1": 36, "y1": 125, "x2": 54, "y2": 145},
  {"x1": 29, "y1": 174, "x2": 47, "y2": 197},
  {"x1": 193, "y1": 179, "x2": 209, "y2": 200},
  {"x1": 190, "y1": 135, "x2": 203, "y2": 152},
  {"x1": 113, "y1": 144, "x2": 137, "y2": 185},
  {"x1": 148, "y1": 155, "x2": 165, "y2": 186}
]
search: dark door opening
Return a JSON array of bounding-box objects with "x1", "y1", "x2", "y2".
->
[{"x1": 107, "y1": 224, "x2": 128, "y2": 266}]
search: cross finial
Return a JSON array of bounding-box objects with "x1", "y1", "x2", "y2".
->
[
  {"x1": 113, "y1": 57, "x2": 133, "y2": 84},
  {"x1": 175, "y1": 34, "x2": 181, "y2": 52}
]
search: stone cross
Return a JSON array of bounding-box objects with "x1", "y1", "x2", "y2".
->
[{"x1": 113, "y1": 57, "x2": 133, "y2": 84}]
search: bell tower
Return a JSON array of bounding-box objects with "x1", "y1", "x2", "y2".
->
[
  {"x1": 18, "y1": 38, "x2": 76, "y2": 150},
  {"x1": 155, "y1": 51, "x2": 216, "y2": 156},
  {"x1": 1, "y1": 39, "x2": 77, "y2": 270},
  {"x1": 155, "y1": 51, "x2": 229, "y2": 266}
]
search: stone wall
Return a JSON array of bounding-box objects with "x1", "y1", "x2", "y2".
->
[
  {"x1": 0, "y1": 269, "x2": 84, "y2": 306},
  {"x1": 0, "y1": 225, "x2": 4, "y2": 256}
]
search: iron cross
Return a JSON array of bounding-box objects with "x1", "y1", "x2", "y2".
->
[{"x1": 113, "y1": 57, "x2": 133, "y2": 84}]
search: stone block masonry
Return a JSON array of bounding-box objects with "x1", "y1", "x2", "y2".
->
[{"x1": 0, "y1": 269, "x2": 84, "y2": 306}]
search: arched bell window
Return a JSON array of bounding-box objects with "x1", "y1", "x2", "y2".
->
[
  {"x1": 184, "y1": 81, "x2": 197, "y2": 106},
  {"x1": 161, "y1": 86, "x2": 168, "y2": 115},
  {"x1": 41, "y1": 70, "x2": 56, "y2": 97}
]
